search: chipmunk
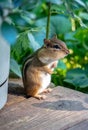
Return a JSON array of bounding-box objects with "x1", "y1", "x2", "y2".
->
[{"x1": 22, "y1": 35, "x2": 69, "y2": 100}]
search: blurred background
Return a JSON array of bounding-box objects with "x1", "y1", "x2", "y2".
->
[{"x1": 0, "y1": 0, "x2": 88, "y2": 93}]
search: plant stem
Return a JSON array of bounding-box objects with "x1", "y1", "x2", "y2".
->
[{"x1": 46, "y1": 2, "x2": 51, "y2": 39}]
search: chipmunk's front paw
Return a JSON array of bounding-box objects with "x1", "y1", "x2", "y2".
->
[
  {"x1": 49, "y1": 70, "x2": 53, "y2": 75},
  {"x1": 51, "y1": 63, "x2": 57, "y2": 68}
]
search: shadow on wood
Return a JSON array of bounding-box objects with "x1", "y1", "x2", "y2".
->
[
  {"x1": 8, "y1": 82, "x2": 25, "y2": 96},
  {"x1": 32, "y1": 99, "x2": 88, "y2": 111}
]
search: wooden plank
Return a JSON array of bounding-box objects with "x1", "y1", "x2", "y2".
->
[
  {"x1": 67, "y1": 120, "x2": 88, "y2": 130},
  {"x1": 0, "y1": 79, "x2": 88, "y2": 130}
]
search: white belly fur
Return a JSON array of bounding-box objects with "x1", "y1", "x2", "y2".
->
[
  {"x1": 38, "y1": 72, "x2": 51, "y2": 94},
  {"x1": 38, "y1": 61, "x2": 58, "y2": 94}
]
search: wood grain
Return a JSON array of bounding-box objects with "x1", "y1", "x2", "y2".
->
[{"x1": 0, "y1": 79, "x2": 88, "y2": 130}]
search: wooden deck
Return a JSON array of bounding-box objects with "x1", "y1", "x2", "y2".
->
[{"x1": 0, "y1": 79, "x2": 88, "y2": 130}]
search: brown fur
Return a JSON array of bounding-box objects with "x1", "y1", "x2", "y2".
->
[{"x1": 22, "y1": 35, "x2": 69, "y2": 99}]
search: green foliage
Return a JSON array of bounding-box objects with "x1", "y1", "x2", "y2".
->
[
  {"x1": 64, "y1": 67, "x2": 88, "y2": 88},
  {"x1": 0, "y1": 0, "x2": 88, "y2": 93},
  {"x1": 10, "y1": 58, "x2": 22, "y2": 78},
  {"x1": 11, "y1": 32, "x2": 40, "y2": 64},
  {"x1": 52, "y1": 61, "x2": 67, "y2": 86},
  {"x1": 1, "y1": 22, "x2": 18, "y2": 44}
]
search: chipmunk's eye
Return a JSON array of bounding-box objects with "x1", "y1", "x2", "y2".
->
[
  {"x1": 47, "y1": 44, "x2": 50, "y2": 47},
  {"x1": 53, "y1": 45, "x2": 60, "y2": 49}
]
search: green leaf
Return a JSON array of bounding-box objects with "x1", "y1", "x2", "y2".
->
[
  {"x1": 11, "y1": 32, "x2": 31, "y2": 63},
  {"x1": 64, "y1": 78, "x2": 73, "y2": 84},
  {"x1": 76, "y1": 76, "x2": 88, "y2": 88},
  {"x1": 10, "y1": 12, "x2": 27, "y2": 26},
  {"x1": 0, "y1": 0, "x2": 13, "y2": 8},
  {"x1": 27, "y1": 33, "x2": 40, "y2": 51},
  {"x1": 51, "y1": 4, "x2": 65, "y2": 14},
  {"x1": 74, "y1": 28, "x2": 88, "y2": 42},
  {"x1": 35, "y1": 15, "x2": 71, "y2": 35},
  {"x1": 50, "y1": 16, "x2": 71, "y2": 34},
  {"x1": 10, "y1": 58, "x2": 22, "y2": 77},
  {"x1": 1, "y1": 22, "x2": 18, "y2": 44},
  {"x1": 74, "y1": 15, "x2": 88, "y2": 28},
  {"x1": 64, "y1": 75, "x2": 88, "y2": 88},
  {"x1": 57, "y1": 60, "x2": 67, "y2": 69},
  {"x1": 79, "y1": 12, "x2": 88, "y2": 20},
  {"x1": 64, "y1": 32, "x2": 77, "y2": 41},
  {"x1": 11, "y1": 32, "x2": 41, "y2": 63},
  {"x1": 20, "y1": 0, "x2": 39, "y2": 10},
  {"x1": 21, "y1": 11, "x2": 35, "y2": 24},
  {"x1": 46, "y1": 0, "x2": 63, "y2": 5},
  {"x1": 33, "y1": 28, "x2": 46, "y2": 46},
  {"x1": 64, "y1": 68, "x2": 88, "y2": 88},
  {"x1": 74, "y1": 0, "x2": 87, "y2": 8},
  {"x1": 84, "y1": 64, "x2": 88, "y2": 76},
  {"x1": 66, "y1": 68, "x2": 85, "y2": 79}
]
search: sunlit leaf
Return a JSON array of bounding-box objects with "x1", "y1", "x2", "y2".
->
[
  {"x1": 74, "y1": 0, "x2": 87, "y2": 8},
  {"x1": 74, "y1": 15, "x2": 88, "y2": 28},
  {"x1": 27, "y1": 33, "x2": 40, "y2": 51},
  {"x1": 21, "y1": 11, "x2": 35, "y2": 24},
  {"x1": 11, "y1": 32, "x2": 32, "y2": 63},
  {"x1": 79, "y1": 12, "x2": 88, "y2": 20},
  {"x1": 33, "y1": 28, "x2": 46, "y2": 46}
]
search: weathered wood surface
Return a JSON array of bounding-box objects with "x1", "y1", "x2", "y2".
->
[{"x1": 0, "y1": 79, "x2": 88, "y2": 130}]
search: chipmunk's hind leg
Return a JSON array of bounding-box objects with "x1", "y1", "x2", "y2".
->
[
  {"x1": 25, "y1": 85, "x2": 47, "y2": 100},
  {"x1": 43, "y1": 88, "x2": 52, "y2": 93}
]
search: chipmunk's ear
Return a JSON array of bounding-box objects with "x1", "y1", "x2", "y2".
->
[
  {"x1": 44, "y1": 39, "x2": 51, "y2": 47},
  {"x1": 44, "y1": 39, "x2": 50, "y2": 44}
]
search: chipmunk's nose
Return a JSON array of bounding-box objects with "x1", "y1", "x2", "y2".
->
[{"x1": 65, "y1": 49, "x2": 70, "y2": 54}]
